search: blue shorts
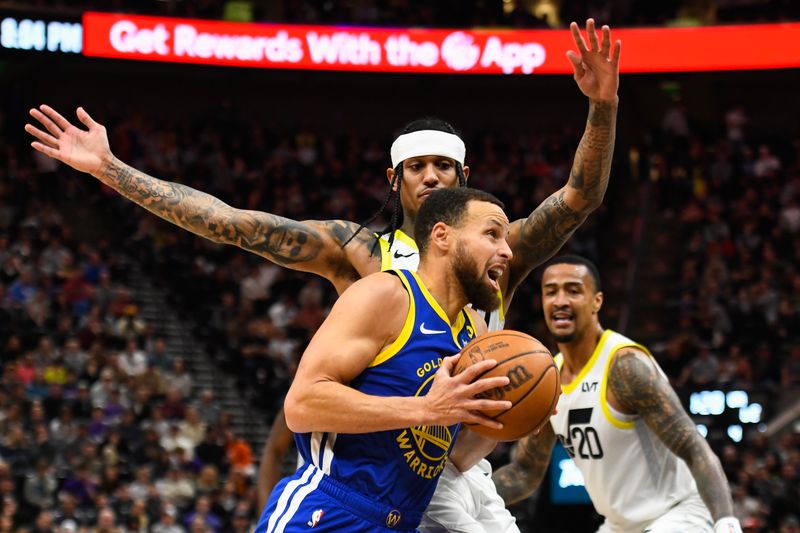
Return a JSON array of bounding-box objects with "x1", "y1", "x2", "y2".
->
[{"x1": 256, "y1": 464, "x2": 421, "y2": 533}]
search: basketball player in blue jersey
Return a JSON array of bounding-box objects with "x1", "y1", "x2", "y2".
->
[
  {"x1": 492, "y1": 255, "x2": 742, "y2": 533},
  {"x1": 256, "y1": 187, "x2": 514, "y2": 532},
  {"x1": 26, "y1": 18, "x2": 619, "y2": 530}
]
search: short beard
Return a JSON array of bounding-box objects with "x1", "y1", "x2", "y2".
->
[
  {"x1": 552, "y1": 331, "x2": 577, "y2": 344},
  {"x1": 453, "y1": 243, "x2": 500, "y2": 312}
]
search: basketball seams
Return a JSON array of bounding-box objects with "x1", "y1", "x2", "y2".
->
[
  {"x1": 507, "y1": 366, "x2": 561, "y2": 441},
  {"x1": 465, "y1": 360, "x2": 557, "y2": 425},
  {"x1": 457, "y1": 350, "x2": 552, "y2": 381}
]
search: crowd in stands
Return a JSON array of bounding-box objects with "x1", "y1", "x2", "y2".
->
[
  {"x1": 16, "y1": 0, "x2": 800, "y2": 28},
  {"x1": 639, "y1": 102, "x2": 800, "y2": 531},
  {"x1": 0, "y1": 147, "x2": 258, "y2": 531},
  {"x1": 2, "y1": 93, "x2": 799, "y2": 530}
]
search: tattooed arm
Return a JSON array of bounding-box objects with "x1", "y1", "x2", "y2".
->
[
  {"x1": 506, "y1": 20, "x2": 620, "y2": 296},
  {"x1": 608, "y1": 349, "x2": 735, "y2": 521},
  {"x1": 26, "y1": 105, "x2": 373, "y2": 286},
  {"x1": 491, "y1": 423, "x2": 557, "y2": 505}
]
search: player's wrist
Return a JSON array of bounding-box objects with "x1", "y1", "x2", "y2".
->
[
  {"x1": 713, "y1": 516, "x2": 742, "y2": 533},
  {"x1": 589, "y1": 95, "x2": 619, "y2": 107}
]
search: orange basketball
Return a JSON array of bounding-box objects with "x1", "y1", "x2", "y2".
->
[{"x1": 454, "y1": 330, "x2": 560, "y2": 441}]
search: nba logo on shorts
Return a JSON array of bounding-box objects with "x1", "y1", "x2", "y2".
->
[
  {"x1": 307, "y1": 509, "x2": 324, "y2": 527},
  {"x1": 386, "y1": 509, "x2": 401, "y2": 528}
]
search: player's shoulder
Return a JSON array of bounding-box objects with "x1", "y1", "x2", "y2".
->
[
  {"x1": 340, "y1": 271, "x2": 407, "y2": 306},
  {"x1": 465, "y1": 306, "x2": 489, "y2": 336}
]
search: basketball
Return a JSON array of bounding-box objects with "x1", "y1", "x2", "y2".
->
[{"x1": 454, "y1": 330, "x2": 560, "y2": 441}]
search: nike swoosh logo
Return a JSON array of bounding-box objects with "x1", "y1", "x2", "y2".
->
[
  {"x1": 420, "y1": 323, "x2": 447, "y2": 335},
  {"x1": 393, "y1": 250, "x2": 418, "y2": 259}
]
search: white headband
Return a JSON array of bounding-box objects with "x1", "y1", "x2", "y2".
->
[{"x1": 390, "y1": 130, "x2": 466, "y2": 168}]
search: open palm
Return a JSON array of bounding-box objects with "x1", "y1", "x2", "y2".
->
[
  {"x1": 25, "y1": 105, "x2": 111, "y2": 176},
  {"x1": 567, "y1": 19, "x2": 621, "y2": 102}
]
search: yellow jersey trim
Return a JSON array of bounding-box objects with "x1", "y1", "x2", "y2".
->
[
  {"x1": 496, "y1": 288, "x2": 505, "y2": 322},
  {"x1": 377, "y1": 233, "x2": 391, "y2": 271},
  {"x1": 599, "y1": 334, "x2": 652, "y2": 430},
  {"x1": 369, "y1": 271, "x2": 416, "y2": 368},
  {"x1": 560, "y1": 329, "x2": 613, "y2": 395},
  {"x1": 408, "y1": 271, "x2": 466, "y2": 347},
  {"x1": 393, "y1": 229, "x2": 419, "y2": 250}
]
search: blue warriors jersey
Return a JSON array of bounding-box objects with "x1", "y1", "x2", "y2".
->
[{"x1": 294, "y1": 269, "x2": 477, "y2": 519}]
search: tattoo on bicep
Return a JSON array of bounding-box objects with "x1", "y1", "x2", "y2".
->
[
  {"x1": 608, "y1": 351, "x2": 734, "y2": 520},
  {"x1": 517, "y1": 191, "x2": 585, "y2": 267}
]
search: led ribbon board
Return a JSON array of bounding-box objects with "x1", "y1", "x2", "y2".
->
[{"x1": 82, "y1": 12, "x2": 800, "y2": 74}]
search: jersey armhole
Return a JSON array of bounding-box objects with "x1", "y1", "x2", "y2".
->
[
  {"x1": 368, "y1": 271, "x2": 415, "y2": 367},
  {"x1": 600, "y1": 343, "x2": 651, "y2": 430}
]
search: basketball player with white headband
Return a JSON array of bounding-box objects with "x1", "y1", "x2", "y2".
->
[{"x1": 26, "y1": 19, "x2": 620, "y2": 531}]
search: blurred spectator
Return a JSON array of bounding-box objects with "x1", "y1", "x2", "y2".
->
[{"x1": 182, "y1": 496, "x2": 221, "y2": 533}]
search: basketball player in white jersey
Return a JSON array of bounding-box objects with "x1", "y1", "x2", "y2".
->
[
  {"x1": 492, "y1": 255, "x2": 742, "y2": 533},
  {"x1": 25, "y1": 19, "x2": 619, "y2": 530}
]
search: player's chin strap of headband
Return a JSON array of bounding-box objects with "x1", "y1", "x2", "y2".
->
[
  {"x1": 390, "y1": 130, "x2": 466, "y2": 168},
  {"x1": 714, "y1": 516, "x2": 743, "y2": 533}
]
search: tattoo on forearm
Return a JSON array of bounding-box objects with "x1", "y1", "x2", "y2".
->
[
  {"x1": 514, "y1": 100, "x2": 616, "y2": 272},
  {"x1": 568, "y1": 99, "x2": 616, "y2": 208},
  {"x1": 492, "y1": 425, "x2": 556, "y2": 505},
  {"x1": 102, "y1": 158, "x2": 327, "y2": 266},
  {"x1": 608, "y1": 350, "x2": 734, "y2": 521}
]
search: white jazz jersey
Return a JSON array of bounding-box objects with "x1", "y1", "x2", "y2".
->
[
  {"x1": 378, "y1": 230, "x2": 505, "y2": 331},
  {"x1": 549, "y1": 329, "x2": 699, "y2": 530}
]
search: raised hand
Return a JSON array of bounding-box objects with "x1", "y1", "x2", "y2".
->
[
  {"x1": 25, "y1": 105, "x2": 112, "y2": 176},
  {"x1": 567, "y1": 19, "x2": 621, "y2": 103},
  {"x1": 423, "y1": 354, "x2": 512, "y2": 429}
]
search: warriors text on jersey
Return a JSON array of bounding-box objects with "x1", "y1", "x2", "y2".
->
[
  {"x1": 257, "y1": 269, "x2": 477, "y2": 532},
  {"x1": 549, "y1": 330, "x2": 699, "y2": 530},
  {"x1": 379, "y1": 230, "x2": 505, "y2": 331}
]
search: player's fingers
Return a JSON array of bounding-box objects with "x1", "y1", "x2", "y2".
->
[
  {"x1": 566, "y1": 51, "x2": 585, "y2": 80},
  {"x1": 30, "y1": 108, "x2": 62, "y2": 137},
  {"x1": 31, "y1": 141, "x2": 60, "y2": 159},
  {"x1": 40, "y1": 104, "x2": 71, "y2": 131},
  {"x1": 569, "y1": 22, "x2": 588, "y2": 55},
  {"x1": 463, "y1": 412, "x2": 503, "y2": 430},
  {"x1": 586, "y1": 18, "x2": 600, "y2": 52},
  {"x1": 439, "y1": 354, "x2": 460, "y2": 375},
  {"x1": 25, "y1": 124, "x2": 59, "y2": 148},
  {"x1": 466, "y1": 375, "x2": 509, "y2": 396},
  {"x1": 466, "y1": 398, "x2": 512, "y2": 412},
  {"x1": 611, "y1": 40, "x2": 622, "y2": 69},
  {"x1": 455, "y1": 359, "x2": 498, "y2": 383},
  {"x1": 601, "y1": 25, "x2": 611, "y2": 57},
  {"x1": 76, "y1": 107, "x2": 98, "y2": 129}
]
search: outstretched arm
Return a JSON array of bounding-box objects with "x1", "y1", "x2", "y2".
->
[
  {"x1": 491, "y1": 423, "x2": 557, "y2": 504},
  {"x1": 25, "y1": 105, "x2": 371, "y2": 286},
  {"x1": 608, "y1": 349, "x2": 735, "y2": 522},
  {"x1": 507, "y1": 19, "x2": 620, "y2": 294}
]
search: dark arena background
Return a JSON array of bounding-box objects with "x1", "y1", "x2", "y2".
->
[{"x1": 1, "y1": 1, "x2": 799, "y2": 532}]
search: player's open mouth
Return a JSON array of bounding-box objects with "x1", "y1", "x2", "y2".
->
[
  {"x1": 487, "y1": 265, "x2": 504, "y2": 291},
  {"x1": 551, "y1": 311, "x2": 574, "y2": 327}
]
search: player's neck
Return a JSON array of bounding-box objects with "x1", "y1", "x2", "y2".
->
[
  {"x1": 559, "y1": 324, "x2": 604, "y2": 375},
  {"x1": 416, "y1": 264, "x2": 467, "y2": 324},
  {"x1": 399, "y1": 209, "x2": 416, "y2": 237}
]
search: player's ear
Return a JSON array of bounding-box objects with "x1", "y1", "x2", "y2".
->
[
  {"x1": 430, "y1": 222, "x2": 450, "y2": 251},
  {"x1": 593, "y1": 291, "x2": 603, "y2": 314},
  {"x1": 462, "y1": 165, "x2": 470, "y2": 182},
  {"x1": 386, "y1": 167, "x2": 398, "y2": 192}
]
